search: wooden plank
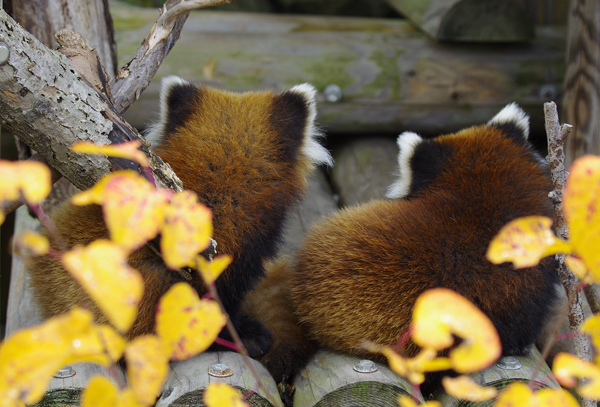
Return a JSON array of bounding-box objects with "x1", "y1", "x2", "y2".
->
[
  {"x1": 293, "y1": 350, "x2": 422, "y2": 407},
  {"x1": 156, "y1": 351, "x2": 284, "y2": 407},
  {"x1": 384, "y1": 0, "x2": 534, "y2": 42},
  {"x1": 110, "y1": 1, "x2": 566, "y2": 136}
]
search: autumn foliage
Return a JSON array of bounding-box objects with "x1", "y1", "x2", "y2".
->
[{"x1": 2, "y1": 144, "x2": 600, "y2": 406}]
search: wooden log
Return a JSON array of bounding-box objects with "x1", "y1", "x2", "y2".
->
[
  {"x1": 293, "y1": 350, "x2": 423, "y2": 407},
  {"x1": 6, "y1": 207, "x2": 127, "y2": 407},
  {"x1": 383, "y1": 0, "x2": 534, "y2": 42},
  {"x1": 562, "y1": 0, "x2": 600, "y2": 169},
  {"x1": 331, "y1": 137, "x2": 398, "y2": 207},
  {"x1": 111, "y1": 1, "x2": 566, "y2": 137},
  {"x1": 156, "y1": 351, "x2": 284, "y2": 407},
  {"x1": 432, "y1": 347, "x2": 560, "y2": 405}
]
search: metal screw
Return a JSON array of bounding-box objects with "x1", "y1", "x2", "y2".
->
[
  {"x1": 53, "y1": 366, "x2": 76, "y2": 378},
  {"x1": 496, "y1": 356, "x2": 522, "y2": 370},
  {"x1": 209, "y1": 363, "x2": 234, "y2": 377},
  {"x1": 0, "y1": 42, "x2": 9, "y2": 66},
  {"x1": 353, "y1": 359, "x2": 378, "y2": 373},
  {"x1": 539, "y1": 84, "x2": 557, "y2": 102},
  {"x1": 324, "y1": 84, "x2": 342, "y2": 103}
]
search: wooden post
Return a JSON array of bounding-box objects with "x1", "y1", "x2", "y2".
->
[{"x1": 562, "y1": 0, "x2": 600, "y2": 169}]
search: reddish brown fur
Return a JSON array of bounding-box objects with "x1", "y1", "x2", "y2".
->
[
  {"x1": 290, "y1": 124, "x2": 558, "y2": 360},
  {"x1": 27, "y1": 82, "x2": 327, "y2": 346}
]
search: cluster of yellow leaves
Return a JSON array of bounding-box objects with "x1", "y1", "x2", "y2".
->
[
  {"x1": 0, "y1": 143, "x2": 246, "y2": 407},
  {"x1": 485, "y1": 154, "x2": 600, "y2": 403}
]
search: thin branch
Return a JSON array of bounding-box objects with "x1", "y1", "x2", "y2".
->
[
  {"x1": 544, "y1": 101, "x2": 594, "y2": 406},
  {"x1": 111, "y1": 0, "x2": 235, "y2": 114}
]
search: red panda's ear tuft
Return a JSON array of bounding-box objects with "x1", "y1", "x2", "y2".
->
[
  {"x1": 272, "y1": 84, "x2": 333, "y2": 167},
  {"x1": 144, "y1": 75, "x2": 201, "y2": 149},
  {"x1": 487, "y1": 102, "x2": 530, "y2": 142},
  {"x1": 386, "y1": 132, "x2": 423, "y2": 199}
]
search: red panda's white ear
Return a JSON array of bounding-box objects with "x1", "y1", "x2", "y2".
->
[
  {"x1": 274, "y1": 84, "x2": 332, "y2": 167},
  {"x1": 488, "y1": 102, "x2": 530, "y2": 140},
  {"x1": 144, "y1": 75, "x2": 198, "y2": 149},
  {"x1": 386, "y1": 131, "x2": 423, "y2": 199}
]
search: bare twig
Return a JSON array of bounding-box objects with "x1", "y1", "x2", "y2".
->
[
  {"x1": 111, "y1": 0, "x2": 235, "y2": 114},
  {"x1": 544, "y1": 101, "x2": 594, "y2": 406}
]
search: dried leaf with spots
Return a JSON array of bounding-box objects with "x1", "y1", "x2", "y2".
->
[
  {"x1": 125, "y1": 335, "x2": 169, "y2": 406},
  {"x1": 71, "y1": 171, "x2": 171, "y2": 251},
  {"x1": 441, "y1": 375, "x2": 497, "y2": 402},
  {"x1": 411, "y1": 288, "x2": 501, "y2": 373},
  {"x1": 161, "y1": 191, "x2": 212, "y2": 269},
  {"x1": 0, "y1": 309, "x2": 118, "y2": 407},
  {"x1": 487, "y1": 216, "x2": 570, "y2": 268},
  {"x1": 204, "y1": 382, "x2": 249, "y2": 407},
  {"x1": 197, "y1": 254, "x2": 232, "y2": 285},
  {"x1": 72, "y1": 140, "x2": 149, "y2": 167},
  {"x1": 0, "y1": 159, "x2": 51, "y2": 205},
  {"x1": 15, "y1": 230, "x2": 49, "y2": 256},
  {"x1": 62, "y1": 239, "x2": 144, "y2": 333},
  {"x1": 564, "y1": 155, "x2": 600, "y2": 281},
  {"x1": 81, "y1": 376, "x2": 144, "y2": 407},
  {"x1": 155, "y1": 283, "x2": 226, "y2": 361},
  {"x1": 554, "y1": 352, "x2": 600, "y2": 400}
]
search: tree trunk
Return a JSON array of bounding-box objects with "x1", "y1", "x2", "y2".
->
[
  {"x1": 9, "y1": 0, "x2": 117, "y2": 77},
  {"x1": 563, "y1": 0, "x2": 600, "y2": 169}
]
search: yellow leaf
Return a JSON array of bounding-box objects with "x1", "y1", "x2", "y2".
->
[
  {"x1": 72, "y1": 140, "x2": 150, "y2": 167},
  {"x1": 197, "y1": 254, "x2": 232, "y2": 285},
  {"x1": 376, "y1": 345, "x2": 451, "y2": 385},
  {"x1": 441, "y1": 375, "x2": 497, "y2": 402},
  {"x1": 536, "y1": 387, "x2": 580, "y2": 407},
  {"x1": 62, "y1": 239, "x2": 144, "y2": 333},
  {"x1": 398, "y1": 395, "x2": 441, "y2": 407},
  {"x1": 203, "y1": 382, "x2": 249, "y2": 407},
  {"x1": 411, "y1": 288, "x2": 501, "y2": 373},
  {"x1": 487, "y1": 216, "x2": 571, "y2": 268},
  {"x1": 125, "y1": 335, "x2": 169, "y2": 406},
  {"x1": 565, "y1": 155, "x2": 600, "y2": 281},
  {"x1": 156, "y1": 282, "x2": 226, "y2": 361},
  {"x1": 15, "y1": 230, "x2": 49, "y2": 256},
  {"x1": 0, "y1": 159, "x2": 51, "y2": 205},
  {"x1": 0, "y1": 309, "x2": 101, "y2": 406},
  {"x1": 161, "y1": 191, "x2": 212, "y2": 269},
  {"x1": 82, "y1": 376, "x2": 144, "y2": 407},
  {"x1": 495, "y1": 382, "x2": 533, "y2": 407},
  {"x1": 71, "y1": 171, "x2": 171, "y2": 251},
  {"x1": 553, "y1": 352, "x2": 600, "y2": 399},
  {"x1": 564, "y1": 255, "x2": 591, "y2": 283}
]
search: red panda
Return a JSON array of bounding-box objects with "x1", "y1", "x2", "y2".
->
[
  {"x1": 247, "y1": 103, "x2": 561, "y2": 386},
  {"x1": 26, "y1": 76, "x2": 332, "y2": 357}
]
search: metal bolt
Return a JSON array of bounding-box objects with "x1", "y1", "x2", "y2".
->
[
  {"x1": 324, "y1": 84, "x2": 342, "y2": 103},
  {"x1": 209, "y1": 363, "x2": 234, "y2": 377},
  {"x1": 53, "y1": 366, "x2": 76, "y2": 378},
  {"x1": 496, "y1": 356, "x2": 522, "y2": 370},
  {"x1": 539, "y1": 84, "x2": 557, "y2": 102},
  {"x1": 353, "y1": 359, "x2": 378, "y2": 373},
  {"x1": 0, "y1": 42, "x2": 9, "y2": 66}
]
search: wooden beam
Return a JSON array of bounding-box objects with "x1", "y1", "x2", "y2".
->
[
  {"x1": 384, "y1": 0, "x2": 534, "y2": 42},
  {"x1": 112, "y1": 2, "x2": 565, "y2": 137}
]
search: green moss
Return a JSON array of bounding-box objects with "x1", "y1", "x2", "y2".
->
[
  {"x1": 300, "y1": 54, "x2": 356, "y2": 91},
  {"x1": 31, "y1": 389, "x2": 82, "y2": 407},
  {"x1": 361, "y1": 47, "x2": 403, "y2": 99}
]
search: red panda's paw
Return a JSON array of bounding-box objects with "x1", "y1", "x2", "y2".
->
[{"x1": 214, "y1": 313, "x2": 272, "y2": 358}]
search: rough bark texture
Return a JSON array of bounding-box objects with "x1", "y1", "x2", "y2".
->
[
  {"x1": 563, "y1": 0, "x2": 600, "y2": 169},
  {"x1": 545, "y1": 101, "x2": 594, "y2": 407},
  {"x1": 111, "y1": 0, "x2": 234, "y2": 114},
  {"x1": 0, "y1": 9, "x2": 183, "y2": 193},
  {"x1": 10, "y1": 0, "x2": 117, "y2": 77}
]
